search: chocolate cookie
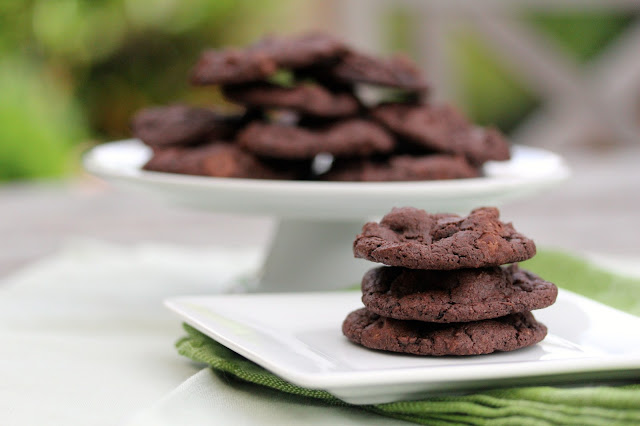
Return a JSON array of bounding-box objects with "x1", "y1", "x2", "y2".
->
[
  {"x1": 249, "y1": 32, "x2": 347, "y2": 69},
  {"x1": 191, "y1": 33, "x2": 346, "y2": 86},
  {"x1": 342, "y1": 308, "x2": 547, "y2": 356},
  {"x1": 190, "y1": 49, "x2": 277, "y2": 86},
  {"x1": 361, "y1": 265, "x2": 558, "y2": 323},
  {"x1": 142, "y1": 142, "x2": 296, "y2": 179},
  {"x1": 132, "y1": 105, "x2": 242, "y2": 147},
  {"x1": 371, "y1": 103, "x2": 510, "y2": 165},
  {"x1": 237, "y1": 119, "x2": 396, "y2": 159},
  {"x1": 304, "y1": 51, "x2": 428, "y2": 92},
  {"x1": 223, "y1": 82, "x2": 360, "y2": 118},
  {"x1": 322, "y1": 154, "x2": 480, "y2": 182},
  {"x1": 353, "y1": 207, "x2": 536, "y2": 269}
]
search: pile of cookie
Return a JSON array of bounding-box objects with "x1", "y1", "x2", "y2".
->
[
  {"x1": 132, "y1": 32, "x2": 511, "y2": 181},
  {"x1": 343, "y1": 207, "x2": 558, "y2": 356}
]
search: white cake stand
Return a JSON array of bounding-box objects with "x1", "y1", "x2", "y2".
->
[{"x1": 84, "y1": 139, "x2": 570, "y2": 292}]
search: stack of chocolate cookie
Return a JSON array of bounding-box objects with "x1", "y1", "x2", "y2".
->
[
  {"x1": 343, "y1": 207, "x2": 558, "y2": 356},
  {"x1": 132, "y1": 32, "x2": 511, "y2": 181}
]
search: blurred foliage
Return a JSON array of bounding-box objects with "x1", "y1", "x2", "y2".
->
[
  {"x1": 0, "y1": 1, "x2": 635, "y2": 181},
  {"x1": 0, "y1": 0, "x2": 287, "y2": 181},
  {"x1": 0, "y1": 57, "x2": 86, "y2": 180}
]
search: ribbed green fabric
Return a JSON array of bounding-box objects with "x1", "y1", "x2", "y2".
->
[{"x1": 176, "y1": 250, "x2": 640, "y2": 425}]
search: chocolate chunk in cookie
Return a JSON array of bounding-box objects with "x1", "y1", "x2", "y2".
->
[
  {"x1": 371, "y1": 103, "x2": 510, "y2": 165},
  {"x1": 342, "y1": 308, "x2": 547, "y2": 356},
  {"x1": 322, "y1": 154, "x2": 480, "y2": 182},
  {"x1": 353, "y1": 207, "x2": 536, "y2": 269},
  {"x1": 223, "y1": 82, "x2": 360, "y2": 118},
  {"x1": 237, "y1": 119, "x2": 396, "y2": 159},
  {"x1": 142, "y1": 142, "x2": 297, "y2": 180},
  {"x1": 132, "y1": 105, "x2": 242, "y2": 147},
  {"x1": 361, "y1": 265, "x2": 558, "y2": 323}
]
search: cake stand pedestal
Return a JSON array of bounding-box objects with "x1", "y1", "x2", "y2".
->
[{"x1": 258, "y1": 219, "x2": 370, "y2": 292}]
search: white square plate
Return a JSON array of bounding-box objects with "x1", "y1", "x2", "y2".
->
[{"x1": 165, "y1": 290, "x2": 640, "y2": 404}]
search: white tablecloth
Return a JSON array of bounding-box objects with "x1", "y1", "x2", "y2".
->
[
  {"x1": 0, "y1": 240, "x2": 259, "y2": 426},
  {"x1": 2, "y1": 240, "x2": 639, "y2": 426}
]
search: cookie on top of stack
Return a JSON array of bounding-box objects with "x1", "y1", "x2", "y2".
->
[
  {"x1": 132, "y1": 32, "x2": 511, "y2": 181},
  {"x1": 343, "y1": 207, "x2": 558, "y2": 356}
]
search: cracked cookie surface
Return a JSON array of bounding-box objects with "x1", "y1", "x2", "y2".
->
[
  {"x1": 342, "y1": 308, "x2": 547, "y2": 356},
  {"x1": 361, "y1": 265, "x2": 557, "y2": 323},
  {"x1": 353, "y1": 207, "x2": 536, "y2": 269}
]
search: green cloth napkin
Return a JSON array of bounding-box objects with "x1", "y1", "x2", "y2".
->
[{"x1": 176, "y1": 250, "x2": 640, "y2": 425}]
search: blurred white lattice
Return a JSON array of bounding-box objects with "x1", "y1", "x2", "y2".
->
[{"x1": 340, "y1": 0, "x2": 640, "y2": 148}]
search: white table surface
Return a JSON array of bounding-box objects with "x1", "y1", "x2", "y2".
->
[{"x1": 1, "y1": 144, "x2": 639, "y2": 425}]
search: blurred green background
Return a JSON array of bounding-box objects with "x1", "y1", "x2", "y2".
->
[{"x1": 0, "y1": 1, "x2": 633, "y2": 181}]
